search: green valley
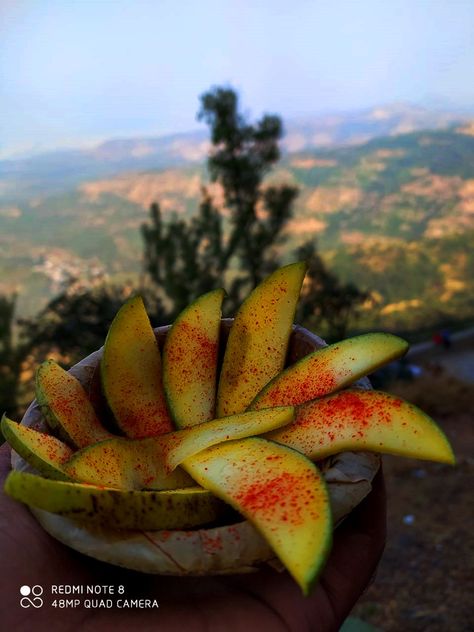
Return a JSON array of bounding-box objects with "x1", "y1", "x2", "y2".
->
[{"x1": 1, "y1": 125, "x2": 473, "y2": 334}]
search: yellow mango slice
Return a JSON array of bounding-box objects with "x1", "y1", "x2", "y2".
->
[
  {"x1": 63, "y1": 437, "x2": 195, "y2": 491},
  {"x1": 1, "y1": 415, "x2": 73, "y2": 481},
  {"x1": 163, "y1": 289, "x2": 224, "y2": 428},
  {"x1": 266, "y1": 389, "x2": 455, "y2": 464},
  {"x1": 36, "y1": 360, "x2": 112, "y2": 448},
  {"x1": 4, "y1": 470, "x2": 226, "y2": 530},
  {"x1": 217, "y1": 262, "x2": 306, "y2": 417},
  {"x1": 162, "y1": 406, "x2": 294, "y2": 471},
  {"x1": 101, "y1": 295, "x2": 173, "y2": 438},
  {"x1": 63, "y1": 407, "x2": 294, "y2": 488},
  {"x1": 183, "y1": 437, "x2": 332, "y2": 595},
  {"x1": 250, "y1": 332, "x2": 409, "y2": 409}
]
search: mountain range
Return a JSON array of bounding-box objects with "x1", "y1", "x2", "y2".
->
[
  {"x1": 1, "y1": 103, "x2": 469, "y2": 200},
  {"x1": 1, "y1": 103, "x2": 473, "y2": 336}
]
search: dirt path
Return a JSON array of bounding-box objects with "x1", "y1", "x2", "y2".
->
[
  {"x1": 350, "y1": 373, "x2": 473, "y2": 630},
  {"x1": 408, "y1": 328, "x2": 474, "y2": 383},
  {"x1": 353, "y1": 448, "x2": 473, "y2": 630}
]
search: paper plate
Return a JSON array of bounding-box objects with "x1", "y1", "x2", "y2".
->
[{"x1": 11, "y1": 322, "x2": 380, "y2": 575}]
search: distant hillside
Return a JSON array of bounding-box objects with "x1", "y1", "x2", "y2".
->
[
  {"x1": 1, "y1": 122, "x2": 474, "y2": 334},
  {"x1": 0, "y1": 131, "x2": 208, "y2": 202},
  {"x1": 1, "y1": 103, "x2": 470, "y2": 202}
]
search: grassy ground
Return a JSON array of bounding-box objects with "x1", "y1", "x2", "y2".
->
[{"x1": 351, "y1": 365, "x2": 473, "y2": 631}]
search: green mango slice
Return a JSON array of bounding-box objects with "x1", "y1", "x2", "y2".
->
[
  {"x1": 101, "y1": 295, "x2": 173, "y2": 438},
  {"x1": 1, "y1": 415, "x2": 73, "y2": 481},
  {"x1": 250, "y1": 332, "x2": 409, "y2": 409},
  {"x1": 163, "y1": 289, "x2": 224, "y2": 428},
  {"x1": 63, "y1": 407, "x2": 294, "y2": 488},
  {"x1": 4, "y1": 470, "x2": 226, "y2": 530},
  {"x1": 217, "y1": 262, "x2": 306, "y2": 417},
  {"x1": 36, "y1": 360, "x2": 112, "y2": 448},
  {"x1": 266, "y1": 389, "x2": 456, "y2": 464},
  {"x1": 183, "y1": 437, "x2": 332, "y2": 595}
]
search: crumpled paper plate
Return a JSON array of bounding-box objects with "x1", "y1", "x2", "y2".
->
[{"x1": 11, "y1": 322, "x2": 380, "y2": 575}]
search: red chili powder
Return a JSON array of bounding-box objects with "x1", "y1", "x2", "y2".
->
[
  {"x1": 119, "y1": 399, "x2": 173, "y2": 438},
  {"x1": 263, "y1": 369, "x2": 337, "y2": 407},
  {"x1": 200, "y1": 532, "x2": 223, "y2": 553},
  {"x1": 311, "y1": 391, "x2": 405, "y2": 431},
  {"x1": 234, "y1": 471, "x2": 317, "y2": 527},
  {"x1": 172, "y1": 321, "x2": 217, "y2": 368},
  {"x1": 324, "y1": 391, "x2": 372, "y2": 425},
  {"x1": 166, "y1": 321, "x2": 218, "y2": 407},
  {"x1": 226, "y1": 526, "x2": 241, "y2": 541}
]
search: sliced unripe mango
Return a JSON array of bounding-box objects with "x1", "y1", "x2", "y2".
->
[
  {"x1": 183, "y1": 437, "x2": 332, "y2": 595},
  {"x1": 162, "y1": 406, "x2": 294, "y2": 471},
  {"x1": 36, "y1": 360, "x2": 112, "y2": 448},
  {"x1": 63, "y1": 407, "x2": 294, "y2": 488},
  {"x1": 4, "y1": 470, "x2": 226, "y2": 530},
  {"x1": 101, "y1": 295, "x2": 173, "y2": 438},
  {"x1": 217, "y1": 262, "x2": 307, "y2": 417},
  {"x1": 250, "y1": 333, "x2": 409, "y2": 409},
  {"x1": 63, "y1": 438, "x2": 195, "y2": 490},
  {"x1": 1, "y1": 415, "x2": 73, "y2": 481},
  {"x1": 163, "y1": 289, "x2": 224, "y2": 428},
  {"x1": 266, "y1": 389, "x2": 456, "y2": 464}
]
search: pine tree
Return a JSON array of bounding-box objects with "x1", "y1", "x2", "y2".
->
[
  {"x1": 0, "y1": 294, "x2": 21, "y2": 418},
  {"x1": 141, "y1": 86, "x2": 298, "y2": 319},
  {"x1": 14, "y1": 86, "x2": 369, "y2": 387},
  {"x1": 141, "y1": 190, "x2": 225, "y2": 321},
  {"x1": 19, "y1": 282, "x2": 130, "y2": 362},
  {"x1": 296, "y1": 241, "x2": 369, "y2": 340}
]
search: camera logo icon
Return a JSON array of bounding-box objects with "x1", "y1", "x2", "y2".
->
[{"x1": 20, "y1": 585, "x2": 44, "y2": 608}]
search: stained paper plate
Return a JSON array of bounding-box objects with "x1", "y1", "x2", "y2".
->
[{"x1": 11, "y1": 322, "x2": 380, "y2": 575}]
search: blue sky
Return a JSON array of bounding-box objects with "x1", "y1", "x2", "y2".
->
[{"x1": 1, "y1": 0, "x2": 473, "y2": 157}]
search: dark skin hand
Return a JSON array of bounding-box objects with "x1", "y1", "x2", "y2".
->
[{"x1": 0, "y1": 443, "x2": 386, "y2": 632}]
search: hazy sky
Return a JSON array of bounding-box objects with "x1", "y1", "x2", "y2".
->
[{"x1": 1, "y1": 0, "x2": 473, "y2": 157}]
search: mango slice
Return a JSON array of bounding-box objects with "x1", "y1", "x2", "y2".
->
[
  {"x1": 63, "y1": 407, "x2": 294, "y2": 488},
  {"x1": 217, "y1": 262, "x2": 306, "y2": 417},
  {"x1": 165, "y1": 269, "x2": 331, "y2": 593},
  {"x1": 63, "y1": 438, "x2": 195, "y2": 490},
  {"x1": 162, "y1": 406, "x2": 294, "y2": 472},
  {"x1": 183, "y1": 437, "x2": 332, "y2": 595},
  {"x1": 266, "y1": 389, "x2": 456, "y2": 464},
  {"x1": 250, "y1": 332, "x2": 409, "y2": 409},
  {"x1": 4, "y1": 470, "x2": 226, "y2": 530},
  {"x1": 101, "y1": 295, "x2": 173, "y2": 438},
  {"x1": 36, "y1": 360, "x2": 112, "y2": 448},
  {"x1": 1, "y1": 415, "x2": 73, "y2": 481},
  {"x1": 163, "y1": 289, "x2": 224, "y2": 428}
]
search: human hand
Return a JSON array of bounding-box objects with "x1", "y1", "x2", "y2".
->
[{"x1": 0, "y1": 442, "x2": 385, "y2": 631}]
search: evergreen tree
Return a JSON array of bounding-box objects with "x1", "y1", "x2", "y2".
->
[
  {"x1": 296, "y1": 242, "x2": 369, "y2": 340},
  {"x1": 13, "y1": 86, "x2": 369, "y2": 394},
  {"x1": 198, "y1": 88, "x2": 297, "y2": 286},
  {"x1": 141, "y1": 190, "x2": 225, "y2": 321},
  {"x1": 0, "y1": 294, "x2": 21, "y2": 418},
  {"x1": 19, "y1": 282, "x2": 130, "y2": 363},
  {"x1": 142, "y1": 86, "x2": 298, "y2": 318}
]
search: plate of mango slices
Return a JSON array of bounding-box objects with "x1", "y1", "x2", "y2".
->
[{"x1": 2, "y1": 262, "x2": 455, "y2": 595}]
